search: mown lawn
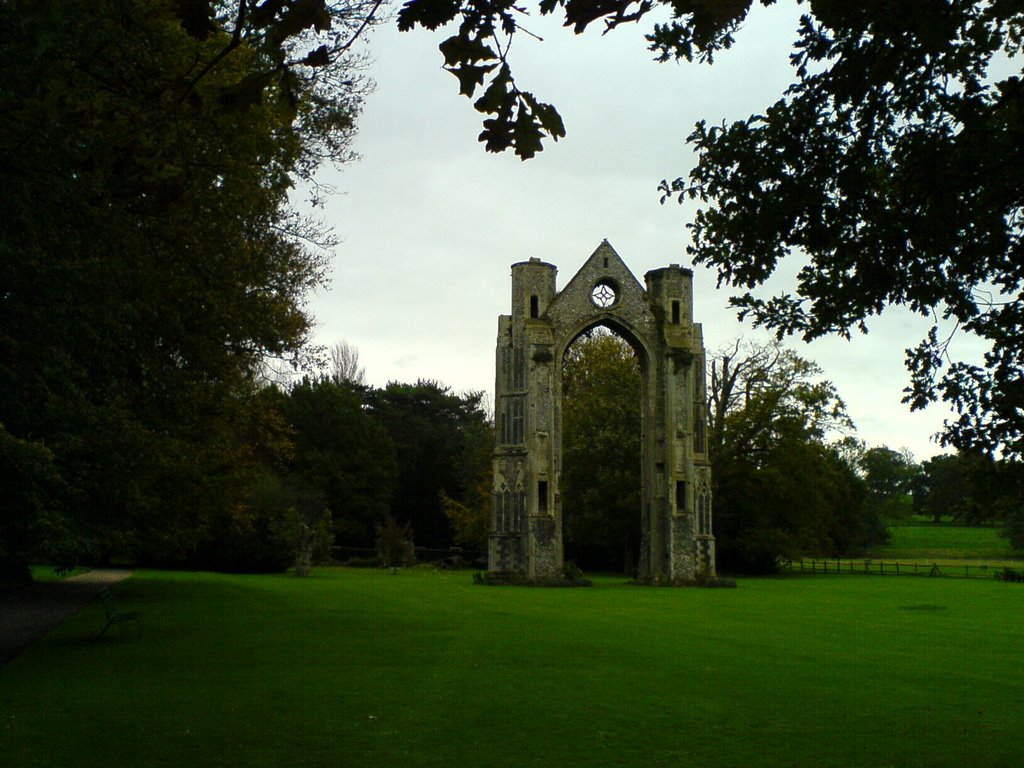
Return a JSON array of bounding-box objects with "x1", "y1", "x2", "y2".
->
[
  {"x1": 875, "y1": 523, "x2": 1020, "y2": 561},
  {"x1": 2, "y1": 568, "x2": 1022, "y2": 768},
  {"x1": 27, "y1": 565, "x2": 89, "y2": 582}
]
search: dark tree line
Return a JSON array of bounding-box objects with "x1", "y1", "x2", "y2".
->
[
  {"x1": 1, "y1": 0, "x2": 383, "y2": 577},
  {"x1": 561, "y1": 333, "x2": 1024, "y2": 575},
  {"x1": 840, "y1": 442, "x2": 1023, "y2": 550},
  {"x1": 5, "y1": 1, "x2": 1018, "y2": 575},
  {"x1": 911, "y1": 452, "x2": 1024, "y2": 546},
  {"x1": 136, "y1": 376, "x2": 492, "y2": 572},
  {"x1": 706, "y1": 340, "x2": 884, "y2": 573}
]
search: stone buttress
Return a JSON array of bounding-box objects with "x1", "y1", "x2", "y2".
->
[{"x1": 490, "y1": 241, "x2": 715, "y2": 583}]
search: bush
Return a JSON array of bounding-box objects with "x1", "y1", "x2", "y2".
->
[
  {"x1": 438, "y1": 554, "x2": 476, "y2": 570},
  {"x1": 375, "y1": 515, "x2": 415, "y2": 574},
  {"x1": 562, "y1": 561, "x2": 584, "y2": 581},
  {"x1": 344, "y1": 556, "x2": 384, "y2": 568},
  {"x1": 191, "y1": 488, "x2": 295, "y2": 574},
  {"x1": 997, "y1": 567, "x2": 1024, "y2": 583}
]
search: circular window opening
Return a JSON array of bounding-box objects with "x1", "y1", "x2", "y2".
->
[{"x1": 590, "y1": 279, "x2": 619, "y2": 309}]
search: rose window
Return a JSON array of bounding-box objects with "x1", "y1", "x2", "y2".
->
[{"x1": 591, "y1": 281, "x2": 618, "y2": 308}]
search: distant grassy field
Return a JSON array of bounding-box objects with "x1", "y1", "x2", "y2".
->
[
  {"x1": 3, "y1": 568, "x2": 1022, "y2": 767},
  {"x1": 874, "y1": 523, "x2": 1020, "y2": 562},
  {"x1": 27, "y1": 565, "x2": 88, "y2": 582}
]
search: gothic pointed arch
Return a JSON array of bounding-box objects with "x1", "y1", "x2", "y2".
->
[{"x1": 490, "y1": 241, "x2": 715, "y2": 583}]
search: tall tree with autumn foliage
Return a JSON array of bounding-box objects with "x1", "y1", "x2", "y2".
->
[
  {"x1": 0, "y1": 0, "x2": 377, "y2": 574},
  {"x1": 707, "y1": 340, "x2": 878, "y2": 572}
]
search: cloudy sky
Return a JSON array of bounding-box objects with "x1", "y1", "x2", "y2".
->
[{"x1": 305, "y1": 2, "x2": 982, "y2": 460}]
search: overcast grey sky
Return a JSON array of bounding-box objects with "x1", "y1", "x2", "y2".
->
[{"x1": 307, "y1": 2, "x2": 984, "y2": 460}]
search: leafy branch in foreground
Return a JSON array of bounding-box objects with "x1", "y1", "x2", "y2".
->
[
  {"x1": 398, "y1": 1, "x2": 1021, "y2": 456},
  {"x1": 664, "y1": 3, "x2": 1023, "y2": 458},
  {"x1": 396, "y1": 0, "x2": 755, "y2": 157}
]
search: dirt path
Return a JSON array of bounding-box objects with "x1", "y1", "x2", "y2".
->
[{"x1": 0, "y1": 569, "x2": 134, "y2": 667}]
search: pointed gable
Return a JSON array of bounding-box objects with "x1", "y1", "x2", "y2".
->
[
  {"x1": 543, "y1": 240, "x2": 656, "y2": 348},
  {"x1": 493, "y1": 240, "x2": 715, "y2": 581}
]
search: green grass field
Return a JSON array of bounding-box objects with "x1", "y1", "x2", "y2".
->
[
  {"x1": 3, "y1": 568, "x2": 1022, "y2": 767},
  {"x1": 874, "y1": 523, "x2": 1020, "y2": 562},
  {"x1": 27, "y1": 565, "x2": 89, "y2": 582}
]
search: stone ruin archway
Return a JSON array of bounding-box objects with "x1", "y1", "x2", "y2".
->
[
  {"x1": 559, "y1": 320, "x2": 646, "y2": 574},
  {"x1": 490, "y1": 241, "x2": 715, "y2": 583}
]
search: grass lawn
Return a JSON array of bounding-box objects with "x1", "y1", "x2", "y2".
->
[
  {"x1": 2, "y1": 568, "x2": 1022, "y2": 767},
  {"x1": 874, "y1": 523, "x2": 1020, "y2": 562},
  {"x1": 27, "y1": 565, "x2": 89, "y2": 582}
]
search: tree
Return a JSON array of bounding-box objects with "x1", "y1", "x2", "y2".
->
[
  {"x1": 368, "y1": 381, "x2": 492, "y2": 547},
  {"x1": 860, "y1": 446, "x2": 920, "y2": 521},
  {"x1": 396, "y1": 0, "x2": 1023, "y2": 457},
  {"x1": 440, "y1": 490, "x2": 490, "y2": 551},
  {"x1": 560, "y1": 330, "x2": 642, "y2": 573},
  {"x1": 1004, "y1": 513, "x2": 1024, "y2": 551},
  {"x1": 707, "y1": 340, "x2": 875, "y2": 572},
  {"x1": 439, "y1": 393, "x2": 493, "y2": 552},
  {"x1": 0, "y1": 0, "x2": 377, "y2": 571},
  {"x1": 376, "y1": 515, "x2": 416, "y2": 573},
  {"x1": 279, "y1": 378, "x2": 397, "y2": 546},
  {"x1": 913, "y1": 450, "x2": 1022, "y2": 532},
  {"x1": 708, "y1": 339, "x2": 853, "y2": 464},
  {"x1": 990, "y1": 461, "x2": 1024, "y2": 550},
  {"x1": 913, "y1": 454, "x2": 970, "y2": 523},
  {"x1": 329, "y1": 340, "x2": 367, "y2": 386},
  {"x1": 668, "y1": 3, "x2": 1024, "y2": 459},
  {"x1": 395, "y1": 0, "x2": 765, "y2": 159},
  {"x1": 294, "y1": 503, "x2": 333, "y2": 577},
  {"x1": 202, "y1": 467, "x2": 300, "y2": 574}
]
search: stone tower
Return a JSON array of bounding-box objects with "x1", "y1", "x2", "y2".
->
[{"x1": 490, "y1": 241, "x2": 715, "y2": 583}]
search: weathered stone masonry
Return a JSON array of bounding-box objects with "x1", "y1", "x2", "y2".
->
[{"x1": 490, "y1": 241, "x2": 715, "y2": 582}]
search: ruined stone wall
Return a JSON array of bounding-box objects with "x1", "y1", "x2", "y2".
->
[{"x1": 490, "y1": 242, "x2": 715, "y2": 582}]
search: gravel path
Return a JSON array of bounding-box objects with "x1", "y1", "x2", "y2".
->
[{"x1": 0, "y1": 569, "x2": 134, "y2": 667}]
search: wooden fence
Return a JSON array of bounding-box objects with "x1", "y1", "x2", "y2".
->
[{"x1": 781, "y1": 558, "x2": 1012, "y2": 580}]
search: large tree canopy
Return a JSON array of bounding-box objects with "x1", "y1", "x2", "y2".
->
[
  {"x1": 556, "y1": 332, "x2": 878, "y2": 573},
  {"x1": 859, "y1": 446, "x2": 920, "y2": 520},
  {"x1": 671, "y1": 2, "x2": 1024, "y2": 460},
  {"x1": 561, "y1": 329, "x2": 643, "y2": 572},
  {"x1": 398, "y1": 0, "x2": 1023, "y2": 458},
  {"x1": 707, "y1": 340, "x2": 877, "y2": 572},
  {"x1": 279, "y1": 378, "x2": 397, "y2": 546},
  {"x1": 368, "y1": 381, "x2": 491, "y2": 548},
  {"x1": 0, "y1": 0, "x2": 376, "y2": 570}
]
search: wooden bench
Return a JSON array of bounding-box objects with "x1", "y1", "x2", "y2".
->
[{"x1": 97, "y1": 587, "x2": 141, "y2": 638}]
